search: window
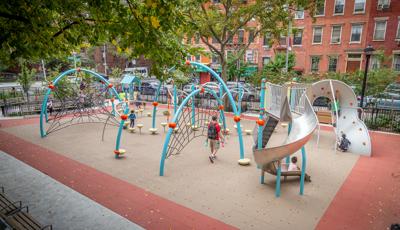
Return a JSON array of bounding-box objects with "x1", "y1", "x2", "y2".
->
[
  {"x1": 396, "y1": 20, "x2": 400, "y2": 40},
  {"x1": 313, "y1": 27, "x2": 323, "y2": 44},
  {"x1": 246, "y1": 50, "x2": 258, "y2": 63},
  {"x1": 195, "y1": 55, "x2": 201, "y2": 62},
  {"x1": 293, "y1": 29, "x2": 303, "y2": 45},
  {"x1": 334, "y1": 0, "x2": 345, "y2": 14},
  {"x1": 227, "y1": 32, "x2": 233, "y2": 44},
  {"x1": 249, "y1": 30, "x2": 255, "y2": 43},
  {"x1": 370, "y1": 56, "x2": 381, "y2": 69},
  {"x1": 238, "y1": 30, "x2": 244, "y2": 43},
  {"x1": 212, "y1": 0, "x2": 221, "y2": 3},
  {"x1": 262, "y1": 57, "x2": 271, "y2": 66},
  {"x1": 211, "y1": 53, "x2": 219, "y2": 64},
  {"x1": 311, "y1": 56, "x2": 320, "y2": 72},
  {"x1": 294, "y1": 10, "x2": 304, "y2": 19},
  {"x1": 373, "y1": 20, "x2": 387, "y2": 41},
  {"x1": 377, "y1": 0, "x2": 390, "y2": 9},
  {"x1": 195, "y1": 33, "x2": 200, "y2": 44},
  {"x1": 328, "y1": 56, "x2": 338, "y2": 72},
  {"x1": 354, "y1": 0, "x2": 366, "y2": 13},
  {"x1": 186, "y1": 55, "x2": 191, "y2": 61},
  {"x1": 350, "y1": 24, "x2": 363, "y2": 43},
  {"x1": 212, "y1": 36, "x2": 218, "y2": 44},
  {"x1": 263, "y1": 34, "x2": 271, "y2": 47},
  {"x1": 393, "y1": 54, "x2": 400, "y2": 71},
  {"x1": 280, "y1": 34, "x2": 287, "y2": 46},
  {"x1": 315, "y1": 0, "x2": 325, "y2": 16},
  {"x1": 331, "y1": 25, "x2": 342, "y2": 44}
]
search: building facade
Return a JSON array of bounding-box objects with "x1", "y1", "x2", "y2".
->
[{"x1": 189, "y1": 0, "x2": 400, "y2": 78}]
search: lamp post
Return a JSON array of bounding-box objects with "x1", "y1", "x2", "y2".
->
[{"x1": 359, "y1": 45, "x2": 375, "y2": 109}]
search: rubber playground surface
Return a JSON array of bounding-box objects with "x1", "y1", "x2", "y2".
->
[{"x1": 0, "y1": 108, "x2": 399, "y2": 229}]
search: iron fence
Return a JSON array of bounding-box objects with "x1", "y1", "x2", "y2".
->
[{"x1": 362, "y1": 107, "x2": 400, "y2": 133}]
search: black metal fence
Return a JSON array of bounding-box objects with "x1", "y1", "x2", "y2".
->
[{"x1": 362, "y1": 107, "x2": 400, "y2": 133}]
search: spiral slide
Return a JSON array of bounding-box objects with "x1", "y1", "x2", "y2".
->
[{"x1": 311, "y1": 80, "x2": 371, "y2": 156}]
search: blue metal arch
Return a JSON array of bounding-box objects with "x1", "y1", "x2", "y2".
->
[
  {"x1": 189, "y1": 62, "x2": 245, "y2": 160},
  {"x1": 159, "y1": 87, "x2": 227, "y2": 176},
  {"x1": 39, "y1": 68, "x2": 121, "y2": 138}
]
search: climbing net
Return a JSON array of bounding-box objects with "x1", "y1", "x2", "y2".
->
[
  {"x1": 165, "y1": 95, "x2": 222, "y2": 158},
  {"x1": 44, "y1": 73, "x2": 119, "y2": 136}
]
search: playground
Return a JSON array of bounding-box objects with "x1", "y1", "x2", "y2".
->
[{"x1": 0, "y1": 65, "x2": 399, "y2": 229}]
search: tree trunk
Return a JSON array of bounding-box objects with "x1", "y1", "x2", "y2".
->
[
  {"x1": 220, "y1": 60, "x2": 232, "y2": 111},
  {"x1": 26, "y1": 91, "x2": 30, "y2": 114}
]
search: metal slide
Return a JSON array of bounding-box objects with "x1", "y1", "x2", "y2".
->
[
  {"x1": 253, "y1": 94, "x2": 318, "y2": 167},
  {"x1": 311, "y1": 80, "x2": 371, "y2": 156}
]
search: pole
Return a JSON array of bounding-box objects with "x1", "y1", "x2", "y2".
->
[
  {"x1": 285, "y1": 7, "x2": 291, "y2": 73},
  {"x1": 72, "y1": 52, "x2": 77, "y2": 78},
  {"x1": 103, "y1": 44, "x2": 107, "y2": 75},
  {"x1": 360, "y1": 55, "x2": 371, "y2": 109},
  {"x1": 41, "y1": 60, "x2": 47, "y2": 82}
]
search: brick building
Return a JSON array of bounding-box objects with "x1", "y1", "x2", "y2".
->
[{"x1": 189, "y1": 0, "x2": 400, "y2": 79}]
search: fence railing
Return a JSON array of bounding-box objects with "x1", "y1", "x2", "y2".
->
[{"x1": 362, "y1": 107, "x2": 400, "y2": 133}]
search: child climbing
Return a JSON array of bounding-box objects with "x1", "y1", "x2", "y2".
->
[
  {"x1": 338, "y1": 133, "x2": 351, "y2": 152},
  {"x1": 129, "y1": 110, "x2": 136, "y2": 128},
  {"x1": 207, "y1": 115, "x2": 224, "y2": 163}
]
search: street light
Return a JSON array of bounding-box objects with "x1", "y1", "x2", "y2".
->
[{"x1": 359, "y1": 45, "x2": 375, "y2": 109}]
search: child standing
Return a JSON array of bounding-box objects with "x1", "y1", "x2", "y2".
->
[{"x1": 129, "y1": 110, "x2": 136, "y2": 128}]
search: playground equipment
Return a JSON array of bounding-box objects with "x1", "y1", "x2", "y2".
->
[
  {"x1": 159, "y1": 61, "x2": 247, "y2": 176},
  {"x1": 311, "y1": 80, "x2": 371, "y2": 156},
  {"x1": 120, "y1": 74, "x2": 141, "y2": 101},
  {"x1": 253, "y1": 81, "x2": 318, "y2": 197},
  {"x1": 39, "y1": 68, "x2": 122, "y2": 139}
]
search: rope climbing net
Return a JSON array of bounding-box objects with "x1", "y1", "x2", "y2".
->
[
  {"x1": 165, "y1": 95, "x2": 221, "y2": 158},
  {"x1": 44, "y1": 73, "x2": 119, "y2": 136}
]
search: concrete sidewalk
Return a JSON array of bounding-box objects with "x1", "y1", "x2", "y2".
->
[{"x1": 0, "y1": 151, "x2": 142, "y2": 230}]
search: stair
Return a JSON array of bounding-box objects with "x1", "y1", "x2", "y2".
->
[{"x1": 261, "y1": 115, "x2": 279, "y2": 148}]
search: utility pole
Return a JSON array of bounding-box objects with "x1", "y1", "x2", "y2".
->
[
  {"x1": 41, "y1": 59, "x2": 47, "y2": 81},
  {"x1": 103, "y1": 44, "x2": 107, "y2": 75},
  {"x1": 72, "y1": 51, "x2": 77, "y2": 77},
  {"x1": 285, "y1": 5, "x2": 291, "y2": 73}
]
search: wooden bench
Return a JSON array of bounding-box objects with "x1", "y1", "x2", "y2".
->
[
  {"x1": 316, "y1": 111, "x2": 332, "y2": 124},
  {"x1": 0, "y1": 187, "x2": 52, "y2": 230}
]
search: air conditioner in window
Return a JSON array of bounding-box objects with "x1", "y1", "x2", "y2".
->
[{"x1": 377, "y1": 3, "x2": 389, "y2": 10}]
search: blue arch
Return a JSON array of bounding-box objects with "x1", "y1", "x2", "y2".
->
[
  {"x1": 190, "y1": 62, "x2": 244, "y2": 159},
  {"x1": 159, "y1": 87, "x2": 227, "y2": 176},
  {"x1": 39, "y1": 68, "x2": 121, "y2": 138}
]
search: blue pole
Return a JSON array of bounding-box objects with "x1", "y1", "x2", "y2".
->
[
  {"x1": 152, "y1": 83, "x2": 162, "y2": 129},
  {"x1": 111, "y1": 100, "x2": 115, "y2": 116},
  {"x1": 191, "y1": 84, "x2": 196, "y2": 126},
  {"x1": 276, "y1": 164, "x2": 282, "y2": 197},
  {"x1": 173, "y1": 85, "x2": 177, "y2": 114},
  {"x1": 300, "y1": 146, "x2": 307, "y2": 195},
  {"x1": 258, "y1": 79, "x2": 266, "y2": 182}
]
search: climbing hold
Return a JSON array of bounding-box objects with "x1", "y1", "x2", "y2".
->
[
  {"x1": 168, "y1": 122, "x2": 177, "y2": 129},
  {"x1": 110, "y1": 97, "x2": 115, "y2": 102},
  {"x1": 343, "y1": 116, "x2": 346, "y2": 119},
  {"x1": 359, "y1": 128, "x2": 362, "y2": 131},
  {"x1": 108, "y1": 83, "x2": 113, "y2": 88},
  {"x1": 185, "y1": 60, "x2": 190, "y2": 65},
  {"x1": 353, "y1": 121, "x2": 356, "y2": 124},
  {"x1": 313, "y1": 94, "x2": 316, "y2": 98},
  {"x1": 120, "y1": 114, "x2": 128, "y2": 120},
  {"x1": 218, "y1": 105, "x2": 224, "y2": 110},
  {"x1": 77, "y1": 67, "x2": 81, "y2": 72},
  {"x1": 363, "y1": 142, "x2": 366, "y2": 145},
  {"x1": 233, "y1": 116, "x2": 241, "y2": 123},
  {"x1": 48, "y1": 84, "x2": 55, "y2": 90},
  {"x1": 256, "y1": 119, "x2": 265, "y2": 126},
  {"x1": 321, "y1": 87, "x2": 324, "y2": 90},
  {"x1": 350, "y1": 102, "x2": 353, "y2": 106},
  {"x1": 152, "y1": 101, "x2": 159, "y2": 107},
  {"x1": 200, "y1": 87, "x2": 205, "y2": 93}
]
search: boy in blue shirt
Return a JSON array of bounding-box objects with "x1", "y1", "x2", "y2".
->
[{"x1": 129, "y1": 110, "x2": 136, "y2": 128}]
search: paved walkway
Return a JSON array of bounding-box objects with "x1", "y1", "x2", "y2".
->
[{"x1": 0, "y1": 151, "x2": 142, "y2": 230}]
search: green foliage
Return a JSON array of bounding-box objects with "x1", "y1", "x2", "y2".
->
[
  {"x1": 264, "y1": 52, "x2": 296, "y2": 73},
  {"x1": 111, "y1": 67, "x2": 123, "y2": 79},
  {"x1": 170, "y1": 70, "x2": 190, "y2": 87},
  {"x1": 227, "y1": 58, "x2": 250, "y2": 81},
  {"x1": 17, "y1": 61, "x2": 36, "y2": 98}
]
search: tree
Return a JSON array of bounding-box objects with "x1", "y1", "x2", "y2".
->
[
  {"x1": 17, "y1": 61, "x2": 36, "y2": 104},
  {"x1": 227, "y1": 57, "x2": 250, "y2": 81},
  {"x1": 183, "y1": 0, "x2": 317, "y2": 83},
  {"x1": 111, "y1": 67, "x2": 123, "y2": 80}
]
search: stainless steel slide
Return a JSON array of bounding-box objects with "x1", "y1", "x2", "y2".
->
[
  {"x1": 311, "y1": 80, "x2": 371, "y2": 156},
  {"x1": 253, "y1": 94, "x2": 318, "y2": 167}
]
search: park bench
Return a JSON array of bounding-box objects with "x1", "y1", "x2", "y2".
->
[{"x1": 0, "y1": 187, "x2": 52, "y2": 230}]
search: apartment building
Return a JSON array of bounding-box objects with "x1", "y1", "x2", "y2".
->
[{"x1": 187, "y1": 0, "x2": 400, "y2": 79}]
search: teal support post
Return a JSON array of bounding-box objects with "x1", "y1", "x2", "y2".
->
[
  {"x1": 173, "y1": 85, "x2": 177, "y2": 114},
  {"x1": 238, "y1": 85, "x2": 244, "y2": 114},
  {"x1": 257, "y1": 79, "x2": 266, "y2": 149},
  {"x1": 111, "y1": 100, "x2": 115, "y2": 116},
  {"x1": 299, "y1": 146, "x2": 306, "y2": 195},
  {"x1": 191, "y1": 84, "x2": 196, "y2": 126},
  {"x1": 218, "y1": 84, "x2": 226, "y2": 130},
  {"x1": 258, "y1": 79, "x2": 266, "y2": 181},
  {"x1": 152, "y1": 83, "x2": 162, "y2": 129},
  {"x1": 275, "y1": 163, "x2": 282, "y2": 197}
]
